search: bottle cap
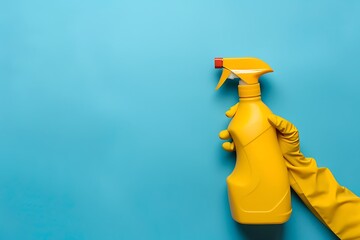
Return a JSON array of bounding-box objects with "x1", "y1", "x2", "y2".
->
[{"x1": 215, "y1": 58, "x2": 223, "y2": 68}]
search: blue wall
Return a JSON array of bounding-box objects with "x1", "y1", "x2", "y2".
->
[{"x1": 1, "y1": 0, "x2": 359, "y2": 239}]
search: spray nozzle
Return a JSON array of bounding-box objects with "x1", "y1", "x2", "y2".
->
[
  {"x1": 215, "y1": 58, "x2": 223, "y2": 68},
  {"x1": 214, "y1": 57, "x2": 273, "y2": 90}
]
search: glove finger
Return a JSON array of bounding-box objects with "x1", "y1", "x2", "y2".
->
[
  {"x1": 222, "y1": 142, "x2": 235, "y2": 152},
  {"x1": 219, "y1": 130, "x2": 231, "y2": 140},
  {"x1": 225, "y1": 103, "x2": 239, "y2": 118},
  {"x1": 268, "y1": 114, "x2": 299, "y2": 141}
]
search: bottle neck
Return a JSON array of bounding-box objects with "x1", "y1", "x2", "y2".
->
[{"x1": 238, "y1": 83, "x2": 261, "y2": 99}]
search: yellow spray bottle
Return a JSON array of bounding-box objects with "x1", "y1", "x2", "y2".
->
[{"x1": 215, "y1": 57, "x2": 292, "y2": 224}]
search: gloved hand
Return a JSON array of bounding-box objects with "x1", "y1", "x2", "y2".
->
[
  {"x1": 269, "y1": 114, "x2": 360, "y2": 240},
  {"x1": 220, "y1": 104, "x2": 360, "y2": 239},
  {"x1": 267, "y1": 114, "x2": 326, "y2": 223}
]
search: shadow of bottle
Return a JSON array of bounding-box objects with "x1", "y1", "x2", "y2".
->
[{"x1": 236, "y1": 223, "x2": 284, "y2": 240}]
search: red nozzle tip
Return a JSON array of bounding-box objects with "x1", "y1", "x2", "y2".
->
[{"x1": 214, "y1": 58, "x2": 223, "y2": 68}]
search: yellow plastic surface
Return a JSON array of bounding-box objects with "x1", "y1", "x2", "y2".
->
[
  {"x1": 216, "y1": 58, "x2": 292, "y2": 224},
  {"x1": 220, "y1": 95, "x2": 292, "y2": 224}
]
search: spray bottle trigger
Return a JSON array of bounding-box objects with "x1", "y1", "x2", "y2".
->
[{"x1": 215, "y1": 68, "x2": 232, "y2": 90}]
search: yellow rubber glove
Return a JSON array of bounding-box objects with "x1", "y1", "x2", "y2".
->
[
  {"x1": 268, "y1": 114, "x2": 360, "y2": 240},
  {"x1": 218, "y1": 103, "x2": 238, "y2": 152}
]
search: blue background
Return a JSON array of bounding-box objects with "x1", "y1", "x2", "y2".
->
[{"x1": 0, "y1": 0, "x2": 359, "y2": 239}]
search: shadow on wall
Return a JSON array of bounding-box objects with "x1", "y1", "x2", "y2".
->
[{"x1": 236, "y1": 223, "x2": 284, "y2": 240}]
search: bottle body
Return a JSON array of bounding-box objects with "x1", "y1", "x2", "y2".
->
[{"x1": 227, "y1": 96, "x2": 292, "y2": 224}]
